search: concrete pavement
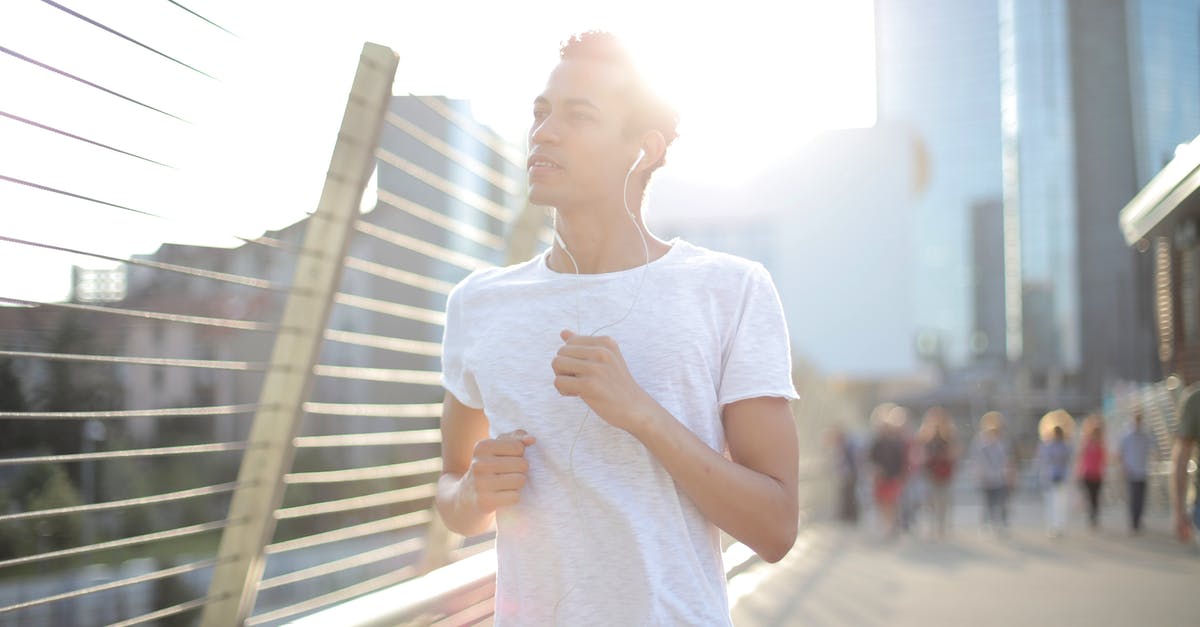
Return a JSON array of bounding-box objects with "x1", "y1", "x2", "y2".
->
[{"x1": 731, "y1": 497, "x2": 1200, "y2": 627}]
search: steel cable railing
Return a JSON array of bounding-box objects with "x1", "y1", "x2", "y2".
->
[
  {"x1": 0, "y1": 109, "x2": 174, "y2": 168},
  {"x1": 0, "y1": 519, "x2": 238, "y2": 571},
  {"x1": 353, "y1": 219, "x2": 492, "y2": 271},
  {"x1": 0, "y1": 403, "x2": 262, "y2": 421},
  {"x1": 412, "y1": 94, "x2": 526, "y2": 169},
  {"x1": 384, "y1": 112, "x2": 521, "y2": 197},
  {"x1": 0, "y1": 556, "x2": 225, "y2": 615},
  {"x1": 0, "y1": 45, "x2": 188, "y2": 122},
  {"x1": 163, "y1": 0, "x2": 238, "y2": 37},
  {"x1": 1, "y1": 26, "x2": 530, "y2": 625},
  {"x1": 273, "y1": 485, "x2": 436, "y2": 521},
  {"x1": 375, "y1": 146, "x2": 514, "y2": 223},
  {"x1": 36, "y1": 0, "x2": 218, "y2": 81},
  {"x1": 375, "y1": 187, "x2": 506, "y2": 251}
]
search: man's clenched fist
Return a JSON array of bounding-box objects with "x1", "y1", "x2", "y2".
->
[{"x1": 463, "y1": 429, "x2": 536, "y2": 513}]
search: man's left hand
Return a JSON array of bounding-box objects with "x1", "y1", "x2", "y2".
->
[{"x1": 551, "y1": 329, "x2": 656, "y2": 434}]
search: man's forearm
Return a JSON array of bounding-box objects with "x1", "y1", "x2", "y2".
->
[
  {"x1": 629, "y1": 404, "x2": 797, "y2": 563},
  {"x1": 436, "y1": 473, "x2": 493, "y2": 537}
]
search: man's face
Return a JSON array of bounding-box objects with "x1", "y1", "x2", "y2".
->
[{"x1": 527, "y1": 58, "x2": 640, "y2": 210}]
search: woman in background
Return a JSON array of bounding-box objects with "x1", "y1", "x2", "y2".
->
[
  {"x1": 1077, "y1": 415, "x2": 1108, "y2": 530},
  {"x1": 918, "y1": 406, "x2": 959, "y2": 539}
]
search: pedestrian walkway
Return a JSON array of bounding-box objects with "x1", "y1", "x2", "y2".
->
[{"x1": 731, "y1": 497, "x2": 1200, "y2": 627}]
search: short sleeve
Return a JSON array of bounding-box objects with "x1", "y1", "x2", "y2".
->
[
  {"x1": 440, "y1": 278, "x2": 483, "y2": 409},
  {"x1": 717, "y1": 264, "x2": 800, "y2": 407}
]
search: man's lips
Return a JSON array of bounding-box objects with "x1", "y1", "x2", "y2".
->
[{"x1": 527, "y1": 154, "x2": 563, "y2": 171}]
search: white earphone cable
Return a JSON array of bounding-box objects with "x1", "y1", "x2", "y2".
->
[{"x1": 553, "y1": 154, "x2": 651, "y2": 620}]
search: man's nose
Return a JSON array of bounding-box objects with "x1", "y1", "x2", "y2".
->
[{"x1": 530, "y1": 115, "x2": 561, "y2": 146}]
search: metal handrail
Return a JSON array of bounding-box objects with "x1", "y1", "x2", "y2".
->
[
  {"x1": 0, "y1": 296, "x2": 278, "y2": 331},
  {"x1": 283, "y1": 459, "x2": 441, "y2": 485},
  {"x1": 375, "y1": 188, "x2": 505, "y2": 251},
  {"x1": 0, "y1": 519, "x2": 236, "y2": 570},
  {"x1": 301, "y1": 401, "x2": 443, "y2": 418},
  {"x1": 322, "y1": 328, "x2": 443, "y2": 356},
  {"x1": 413, "y1": 95, "x2": 526, "y2": 168},
  {"x1": 273, "y1": 485, "x2": 436, "y2": 521},
  {"x1": 331, "y1": 291, "x2": 447, "y2": 325},
  {"x1": 354, "y1": 220, "x2": 491, "y2": 270},
  {"x1": 342, "y1": 254, "x2": 457, "y2": 294},
  {"x1": 0, "y1": 557, "x2": 223, "y2": 615},
  {"x1": 262, "y1": 511, "x2": 432, "y2": 557},
  {"x1": 0, "y1": 482, "x2": 240, "y2": 524},
  {"x1": 374, "y1": 147, "x2": 514, "y2": 223},
  {"x1": 257, "y1": 539, "x2": 422, "y2": 591}
]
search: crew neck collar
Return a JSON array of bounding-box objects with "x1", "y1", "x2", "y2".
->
[{"x1": 538, "y1": 237, "x2": 683, "y2": 279}]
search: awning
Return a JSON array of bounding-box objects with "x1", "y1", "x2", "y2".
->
[{"x1": 1119, "y1": 134, "x2": 1200, "y2": 245}]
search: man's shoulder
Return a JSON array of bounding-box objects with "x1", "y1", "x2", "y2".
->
[
  {"x1": 664, "y1": 241, "x2": 772, "y2": 298},
  {"x1": 670, "y1": 239, "x2": 762, "y2": 274}
]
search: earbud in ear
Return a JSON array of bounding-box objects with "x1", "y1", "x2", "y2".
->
[{"x1": 630, "y1": 148, "x2": 646, "y2": 172}]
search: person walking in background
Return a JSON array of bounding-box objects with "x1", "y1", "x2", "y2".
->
[
  {"x1": 973, "y1": 411, "x2": 1014, "y2": 536},
  {"x1": 1036, "y1": 424, "x2": 1073, "y2": 538},
  {"x1": 918, "y1": 406, "x2": 959, "y2": 539},
  {"x1": 830, "y1": 425, "x2": 860, "y2": 524},
  {"x1": 898, "y1": 413, "x2": 922, "y2": 535},
  {"x1": 1118, "y1": 411, "x2": 1152, "y2": 535},
  {"x1": 1077, "y1": 415, "x2": 1108, "y2": 530},
  {"x1": 869, "y1": 405, "x2": 910, "y2": 539}
]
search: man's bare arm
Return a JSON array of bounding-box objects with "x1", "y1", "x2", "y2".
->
[
  {"x1": 1172, "y1": 436, "x2": 1195, "y2": 543},
  {"x1": 436, "y1": 392, "x2": 534, "y2": 536},
  {"x1": 553, "y1": 332, "x2": 800, "y2": 562},
  {"x1": 631, "y1": 396, "x2": 800, "y2": 563}
]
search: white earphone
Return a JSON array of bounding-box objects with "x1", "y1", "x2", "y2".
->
[
  {"x1": 552, "y1": 143, "x2": 653, "y2": 619},
  {"x1": 554, "y1": 147, "x2": 646, "y2": 253},
  {"x1": 631, "y1": 147, "x2": 646, "y2": 172}
]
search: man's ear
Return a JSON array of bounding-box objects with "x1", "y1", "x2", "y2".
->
[{"x1": 640, "y1": 130, "x2": 668, "y2": 170}]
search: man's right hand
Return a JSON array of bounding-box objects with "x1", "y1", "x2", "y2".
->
[{"x1": 461, "y1": 429, "x2": 536, "y2": 515}]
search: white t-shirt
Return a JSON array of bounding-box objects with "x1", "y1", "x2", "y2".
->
[{"x1": 441, "y1": 238, "x2": 798, "y2": 626}]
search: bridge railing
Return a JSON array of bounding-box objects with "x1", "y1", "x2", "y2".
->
[{"x1": 0, "y1": 10, "x2": 533, "y2": 622}]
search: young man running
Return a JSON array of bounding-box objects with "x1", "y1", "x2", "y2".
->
[{"x1": 436, "y1": 31, "x2": 800, "y2": 625}]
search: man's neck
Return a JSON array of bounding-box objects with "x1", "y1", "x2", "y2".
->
[{"x1": 548, "y1": 201, "x2": 670, "y2": 274}]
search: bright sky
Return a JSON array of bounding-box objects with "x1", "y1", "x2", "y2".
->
[{"x1": 0, "y1": 0, "x2": 875, "y2": 303}]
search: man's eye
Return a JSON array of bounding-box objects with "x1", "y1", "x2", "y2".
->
[{"x1": 532, "y1": 110, "x2": 548, "y2": 121}]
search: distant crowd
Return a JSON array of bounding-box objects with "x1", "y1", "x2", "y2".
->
[{"x1": 829, "y1": 402, "x2": 1197, "y2": 545}]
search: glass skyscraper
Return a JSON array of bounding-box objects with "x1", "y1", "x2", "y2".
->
[
  {"x1": 877, "y1": 0, "x2": 1198, "y2": 396},
  {"x1": 875, "y1": 0, "x2": 1003, "y2": 368}
]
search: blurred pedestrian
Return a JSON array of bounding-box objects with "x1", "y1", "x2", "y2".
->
[
  {"x1": 830, "y1": 425, "x2": 860, "y2": 524},
  {"x1": 972, "y1": 411, "x2": 1014, "y2": 536},
  {"x1": 899, "y1": 415, "x2": 922, "y2": 534},
  {"x1": 1118, "y1": 411, "x2": 1152, "y2": 534},
  {"x1": 869, "y1": 405, "x2": 910, "y2": 539},
  {"x1": 918, "y1": 406, "x2": 959, "y2": 539},
  {"x1": 1036, "y1": 422, "x2": 1073, "y2": 538},
  {"x1": 1172, "y1": 381, "x2": 1200, "y2": 545},
  {"x1": 1077, "y1": 415, "x2": 1108, "y2": 530}
]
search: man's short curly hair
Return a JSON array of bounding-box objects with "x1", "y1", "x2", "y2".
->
[{"x1": 558, "y1": 31, "x2": 680, "y2": 174}]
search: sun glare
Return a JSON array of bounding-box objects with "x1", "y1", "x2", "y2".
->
[
  {"x1": 617, "y1": 2, "x2": 878, "y2": 186},
  {"x1": 396, "y1": 1, "x2": 878, "y2": 188}
]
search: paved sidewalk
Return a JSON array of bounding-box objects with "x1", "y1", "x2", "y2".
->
[{"x1": 731, "y1": 498, "x2": 1200, "y2": 627}]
